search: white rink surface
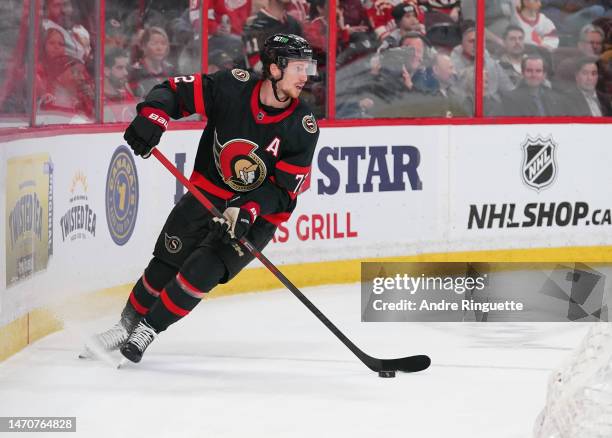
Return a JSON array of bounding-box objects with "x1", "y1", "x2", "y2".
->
[{"x1": 0, "y1": 283, "x2": 590, "y2": 438}]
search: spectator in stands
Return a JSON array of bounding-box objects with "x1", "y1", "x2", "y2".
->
[
  {"x1": 39, "y1": 55, "x2": 94, "y2": 122},
  {"x1": 451, "y1": 21, "x2": 514, "y2": 98},
  {"x1": 129, "y1": 26, "x2": 174, "y2": 98},
  {"x1": 177, "y1": 2, "x2": 244, "y2": 72},
  {"x1": 369, "y1": 32, "x2": 428, "y2": 88},
  {"x1": 364, "y1": 0, "x2": 420, "y2": 41},
  {"x1": 374, "y1": 2, "x2": 426, "y2": 53},
  {"x1": 413, "y1": 53, "x2": 457, "y2": 94},
  {"x1": 217, "y1": 0, "x2": 254, "y2": 36},
  {"x1": 577, "y1": 24, "x2": 605, "y2": 56},
  {"x1": 337, "y1": 0, "x2": 371, "y2": 50},
  {"x1": 42, "y1": 27, "x2": 67, "y2": 62},
  {"x1": 401, "y1": 52, "x2": 468, "y2": 116},
  {"x1": 303, "y1": 0, "x2": 328, "y2": 53},
  {"x1": 512, "y1": 0, "x2": 559, "y2": 50},
  {"x1": 421, "y1": 0, "x2": 461, "y2": 24},
  {"x1": 288, "y1": 0, "x2": 310, "y2": 23},
  {"x1": 502, "y1": 53, "x2": 569, "y2": 115},
  {"x1": 541, "y1": 0, "x2": 609, "y2": 39},
  {"x1": 340, "y1": 0, "x2": 370, "y2": 30},
  {"x1": 461, "y1": 0, "x2": 515, "y2": 48},
  {"x1": 399, "y1": 33, "x2": 429, "y2": 72},
  {"x1": 242, "y1": 0, "x2": 302, "y2": 71},
  {"x1": 104, "y1": 48, "x2": 136, "y2": 122},
  {"x1": 336, "y1": 30, "x2": 378, "y2": 68},
  {"x1": 460, "y1": 69, "x2": 504, "y2": 115},
  {"x1": 208, "y1": 0, "x2": 232, "y2": 36},
  {"x1": 37, "y1": 28, "x2": 67, "y2": 98},
  {"x1": 43, "y1": 0, "x2": 91, "y2": 63},
  {"x1": 380, "y1": 45, "x2": 422, "y2": 91},
  {"x1": 566, "y1": 56, "x2": 611, "y2": 115},
  {"x1": 106, "y1": 17, "x2": 128, "y2": 50},
  {"x1": 336, "y1": 45, "x2": 419, "y2": 118},
  {"x1": 555, "y1": 24, "x2": 606, "y2": 83},
  {"x1": 497, "y1": 24, "x2": 526, "y2": 86},
  {"x1": 598, "y1": 54, "x2": 612, "y2": 96}
]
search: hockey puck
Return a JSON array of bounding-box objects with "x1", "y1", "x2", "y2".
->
[{"x1": 378, "y1": 370, "x2": 396, "y2": 378}]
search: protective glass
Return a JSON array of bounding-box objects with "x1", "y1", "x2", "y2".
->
[{"x1": 280, "y1": 57, "x2": 318, "y2": 76}]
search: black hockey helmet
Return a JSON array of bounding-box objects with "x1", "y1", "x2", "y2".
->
[{"x1": 261, "y1": 33, "x2": 317, "y2": 79}]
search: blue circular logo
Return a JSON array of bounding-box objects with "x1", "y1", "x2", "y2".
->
[{"x1": 106, "y1": 145, "x2": 139, "y2": 245}]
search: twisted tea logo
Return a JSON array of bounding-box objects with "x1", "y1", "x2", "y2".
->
[
  {"x1": 164, "y1": 233, "x2": 183, "y2": 254},
  {"x1": 521, "y1": 136, "x2": 557, "y2": 191},
  {"x1": 106, "y1": 146, "x2": 139, "y2": 245}
]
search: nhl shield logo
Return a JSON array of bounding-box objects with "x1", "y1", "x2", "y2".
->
[{"x1": 521, "y1": 136, "x2": 557, "y2": 191}]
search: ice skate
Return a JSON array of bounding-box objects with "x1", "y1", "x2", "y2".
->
[
  {"x1": 120, "y1": 320, "x2": 158, "y2": 363},
  {"x1": 80, "y1": 306, "x2": 140, "y2": 359}
]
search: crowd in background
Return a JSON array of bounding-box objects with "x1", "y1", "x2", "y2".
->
[
  {"x1": 0, "y1": 0, "x2": 611, "y2": 125},
  {"x1": 336, "y1": 0, "x2": 612, "y2": 117}
]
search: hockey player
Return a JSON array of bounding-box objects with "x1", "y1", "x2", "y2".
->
[{"x1": 84, "y1": 34, "x2": 319, "y2": 364}]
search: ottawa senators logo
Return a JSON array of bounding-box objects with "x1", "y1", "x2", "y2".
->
[
  {"x1": 302, "y1": 114, "x2": 318, "y2": 133},
  {"x1": 231, "y1": 68, "x2": 250, "y2": 82},
  {"x1": 213, "y1": 131, "x2": 267, "y2": 192}
]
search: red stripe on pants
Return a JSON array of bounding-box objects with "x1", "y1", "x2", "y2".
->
[
  {"x1": 129, "y1": 291, "x2": 149, "y2": 315},
  {"x1": 160, "y1": 289, "x2": 190, "y2": 317}
]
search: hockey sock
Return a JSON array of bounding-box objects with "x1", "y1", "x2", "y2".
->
[
  {"x1": 125, "y1": 257, "x2": 178, "y2": 317},
  {"x1": 145, "y1": 254, "x2": 227, "y2": 332}
]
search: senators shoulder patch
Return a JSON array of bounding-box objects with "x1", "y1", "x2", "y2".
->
[
  {"x1": 302, "y1": 114, "x2": 318, "y2": 134},
  {"x1": 231, "y1": 68, "x2": 250, "y2": 82}
]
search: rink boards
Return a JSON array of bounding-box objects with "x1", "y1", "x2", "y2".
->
[{"x1": 1, "y1": 123, "x2": 611, "y2": 358}]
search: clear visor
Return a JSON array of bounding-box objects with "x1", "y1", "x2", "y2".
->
[{"x1": 280, "y1": 57, "x2": 318, "y2": 76}]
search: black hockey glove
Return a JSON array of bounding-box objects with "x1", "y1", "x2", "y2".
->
[
  {"x1": 205, "y1": 205, "x2": 258, "y2": 243},
  {"x1": 123, "y1": 107, "x2": 169, "y2": 158}
]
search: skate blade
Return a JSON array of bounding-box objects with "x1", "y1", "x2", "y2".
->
[
  {"x1": 117, "y1": 358, "x2": 129, "y2": 369},
  {"x1": 78, "y1": 351, "x2": 93, "y2": 360},
  {"x1": 82, "y1": 336, "x2": 121, "y2": 368}
]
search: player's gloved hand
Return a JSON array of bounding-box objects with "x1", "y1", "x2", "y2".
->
[
  {"x1": 205, "y1": 204, "x2": 258, "y2": 243},
  {"x1": 123, "y1": 107, "x2": 169, "y2": 158}
]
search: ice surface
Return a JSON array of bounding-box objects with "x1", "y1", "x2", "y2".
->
[{"x1": 0, "y1": 283, "x2": 589, "y2": 438}]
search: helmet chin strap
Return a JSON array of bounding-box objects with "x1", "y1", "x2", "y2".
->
[{"x1": 271, "y1": 69, "x2": 290, "y2": 103}]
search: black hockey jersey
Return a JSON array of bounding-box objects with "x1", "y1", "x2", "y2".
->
[{"x1": 140, "y1": 68, "x2": 319, "y2": 225}]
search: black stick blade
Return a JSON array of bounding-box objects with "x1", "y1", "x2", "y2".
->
[{"x1": 381, "y1": 355, "x2": 431, "y2": 373}]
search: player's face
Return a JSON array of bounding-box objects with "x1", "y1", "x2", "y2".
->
[{"x1": 277, "y1": 60, "x2": 310, "y2": 99}]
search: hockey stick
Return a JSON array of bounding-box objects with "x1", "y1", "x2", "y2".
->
[{"x1": 152, "y1": 148, "x2": 431, "y2": 374}]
